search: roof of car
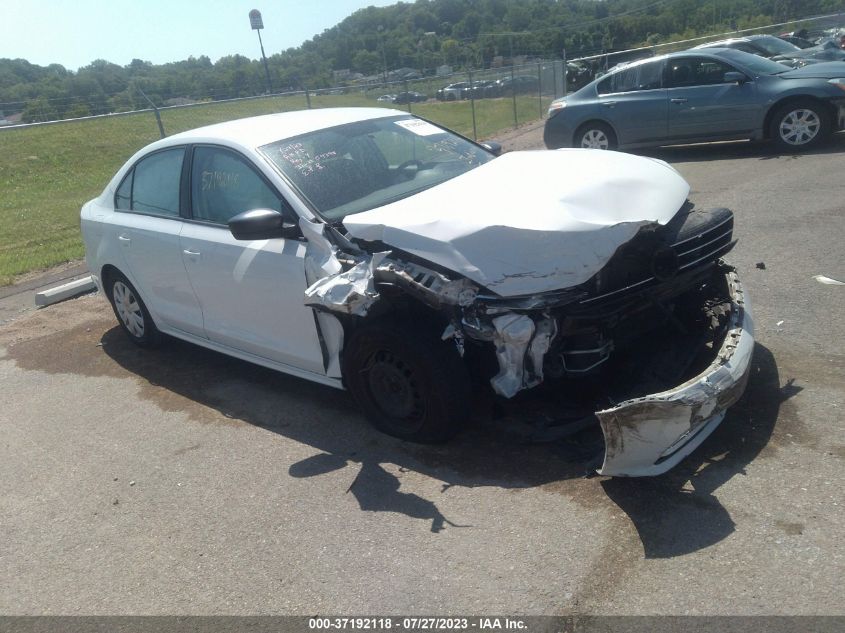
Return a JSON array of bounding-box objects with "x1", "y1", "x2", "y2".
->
[
  {"x1": 695, "y1": 37, "x2": 751, "y2": 48},
  {"x1": 163, "y1": 107, "x2": 406, "y2": 149}
]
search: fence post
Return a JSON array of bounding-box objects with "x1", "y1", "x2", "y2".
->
[
  {"x1": 404, "y1": 78, "x2": 411, "y2": 113},
  {"x1": 537, "y1": 61, "x2": 543, "y2": 120},
  {"x1": 468, "y1": 68, "x2": 477, "y2": 141},
  {"x1": 304, "y1": 85, "x2": 312, "y2": 109},
  {"x1": 562, "y1": 48, "x2": 568, "y2": 97},
  {"x1": 137, "y1": 86, "x2": 165, "y2": 138},
  {"x1": 510, "y1": 61, "x2": 518, "y2": 129}
]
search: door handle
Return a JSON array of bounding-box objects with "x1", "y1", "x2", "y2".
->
[
  {"x1": 118, "y1": 235, "x2": 131, "y2": 246},
  {"x1": 671, "y1": 98, "x2": 688, "y2": 104},
  {"x1": 183, "y1": 249, "x2": 201, "y2": 257},
  {"x1": 601, "y1": 101, "x2": 617, "y2": 107}
]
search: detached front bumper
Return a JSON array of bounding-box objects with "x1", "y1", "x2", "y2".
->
[{"x1": 596, "y1": 271, "x2": 754, "y2": 477}]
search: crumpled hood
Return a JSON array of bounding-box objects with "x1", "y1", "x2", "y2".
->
[{"x1": 343, "y1": 149, "x2": 690, "y2": 297}]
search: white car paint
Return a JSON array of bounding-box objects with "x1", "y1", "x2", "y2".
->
[
  {"x1": 81, "y1": 108, "x2": 753, "y2": 478},
  {"x1": 343, "y1": 149, "x2": 690, "y2": 297}
]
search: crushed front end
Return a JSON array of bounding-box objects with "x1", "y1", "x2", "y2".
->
[{"x1": 303, "y1": 198, "x2": 753, "y2": 477}]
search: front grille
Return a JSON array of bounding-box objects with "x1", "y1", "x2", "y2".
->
[
  {"x1": 673, "y1": 214, "x2": 734, "y2": 271},
  {"x1": 580, "y1": 206, "x2": 735, "y2": 307}
]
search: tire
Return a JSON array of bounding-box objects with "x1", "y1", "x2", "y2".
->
[
  {"x1": 770, "y1": 100, "x2": 831, "y2": 150},
  {"x1": 574, "y1": 122, "x2": 617, "y2": 150},
  {"x1": 342, "y1": 319, "x2": 471, "y2": 443},
  {"x1": 105, "y1": 270, "x2": 161, "y2": 348}
]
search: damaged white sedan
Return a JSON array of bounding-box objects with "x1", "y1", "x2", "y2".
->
[{"x1": 81, "y1": 108, "x2": 753, "y2": 477}]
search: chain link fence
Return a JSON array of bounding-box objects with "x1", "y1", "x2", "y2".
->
[{"x1": 1, "y1": 10, "x2": 843, "y2": 284}]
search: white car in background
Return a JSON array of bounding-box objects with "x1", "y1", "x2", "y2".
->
[{"x1": 81, "y1": 108, "x2": 753, "y2": 477}]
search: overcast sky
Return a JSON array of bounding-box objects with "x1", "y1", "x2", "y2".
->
[{"x1": 1, "y1": 0, "x2": 399, "y2": 71}]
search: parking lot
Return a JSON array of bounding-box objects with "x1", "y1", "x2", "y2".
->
[{"x1": 1, "y1": 129, "x2": 843, "y2": 614}]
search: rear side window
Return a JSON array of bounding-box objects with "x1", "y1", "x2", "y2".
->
[
  {"x1": 597, "y1": 60, "x2": 663, "y2": 95},
  {"x1": 190, "y1": 146, "x2": 282, "y2": 225},
  {"x1": 114, "y1": 148, "x2": 184, "y2": 217}
]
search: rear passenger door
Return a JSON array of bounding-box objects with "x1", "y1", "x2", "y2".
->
[
  {"x1": 665, "y1": 56, "x2": 759, "y2": 139},
  {"x1": 111, "y1": 147, "x2": 205, "y2": 337},
  {"x1": 595, "y1": 59, "x2": 667, "y2": 145}
]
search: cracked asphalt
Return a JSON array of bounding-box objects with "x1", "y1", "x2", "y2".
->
[{"x1": 0, "y1": 128, "x2": 843, "y2": 615}]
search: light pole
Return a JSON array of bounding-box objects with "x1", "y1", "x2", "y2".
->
[
  {"x1": 249, "y1": 9, "x2": 272, "y2": 94},
  {"x1": 378, "y1": 25, "x2": 389, "y2": 85}
]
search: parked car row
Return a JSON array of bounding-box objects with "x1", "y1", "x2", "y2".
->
[
  {"x1": 695, "y1": 34, "x2": 845, "y2": 68},
  {"x1": 435, "y1": 75, "x2": 541, "y2": 101},
  {"x1": 544, "y1": 46, "x2": 845, "y2": 152}
]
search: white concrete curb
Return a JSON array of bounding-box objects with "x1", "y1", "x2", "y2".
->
[{"x1": 35, "y1": 276, "x2": 97, "y2": 308}]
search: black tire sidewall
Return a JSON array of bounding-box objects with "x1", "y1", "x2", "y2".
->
[{"x1": 343, "y1": 321, "x2": 470, "y2": 443}]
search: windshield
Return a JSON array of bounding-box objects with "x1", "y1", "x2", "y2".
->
[
  {"x1": 260, "y1": 115, "x2": 493, "y2": 221},
  {"x1": 752, "y1": 35, "x2": 800, "y2": 56},
  {"x1": 710, "y1": 48, "x2": 790, "y2": 75}
]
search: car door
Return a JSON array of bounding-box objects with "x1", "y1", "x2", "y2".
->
[
  {"x1": 179, "y1": 144, "x2": 325, "y2": 374},
  {"x1": 595, "y1": 59, "x2": 668, "y2": 145},
  {"x1": 111, "y1": 146, "x2": 205, "y2": 337},
  {"x1": 665, "y1": 56, "x2": 760, "y2": 139}
]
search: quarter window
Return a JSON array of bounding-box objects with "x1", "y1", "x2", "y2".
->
[
  {"x1": 114, "y1": 148, "x2": 184, "y2": 216},
  {"x1": 191, "y1": 146, "x2": 282, "y2": 224}
]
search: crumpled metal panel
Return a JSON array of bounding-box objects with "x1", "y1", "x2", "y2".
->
[
  {"x1": 595, "y1": 271, "x2": 754, "y2": 477},
  {"x1": 343, "y1": 149, "x2": 690, "y2": 297}
]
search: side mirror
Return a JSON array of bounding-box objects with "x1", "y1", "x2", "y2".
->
[
  {"x1": 481, "y1": 141, "x2": 503, "y2": 156},
  {"x1": 228, "y1": 209, "x2": 301, "y2": 241},
  {"x1": 724, "y1": 72, "x2": 748, "y2": 84}
]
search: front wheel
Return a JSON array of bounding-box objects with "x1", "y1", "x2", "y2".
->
[
  {"x1": 574, "y1": 122, "x2": 617, "y2": 150},
  {"x1": 770, "y1": 101, "x2": 830, "y2": 150},
  {"x1": 342, "y1": 320, "x2": 471, "y2": 443}
]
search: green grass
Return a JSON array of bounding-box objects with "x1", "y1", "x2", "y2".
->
[{"x1": 0, "y1": 93, "x2": 550, "y2": 285}]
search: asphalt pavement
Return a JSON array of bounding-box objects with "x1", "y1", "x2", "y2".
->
[{"x1": 0, "y1": 132, "x2": 843, "y2": 615}]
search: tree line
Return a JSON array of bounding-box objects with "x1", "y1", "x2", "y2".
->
[{"x1": 1, "y1": 0, "x2": 840, "y2": 123}]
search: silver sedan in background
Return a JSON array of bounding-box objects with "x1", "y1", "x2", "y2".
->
[{"x1": 544, "y1": 48, "x2": 845, "y2": 151}]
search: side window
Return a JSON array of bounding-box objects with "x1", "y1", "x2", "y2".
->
[
  {"x1": 191, "y1": 146, "x2": 282, "y2": 225},
  {"x1": 597, "y1": 61, "x2": 662, "y2": 95},
  {"x1": 667, "y1": 58, "x2": 737, "y2": 88},
  {"x1": 636, "y1": 61, "x2": 663, "y2": 90},
  {"x1": 131, "y1": 148, "x2": 184, "y2": 217},
  {"x1": 114, "y1": 149, "x2": 183, "y2": 215}
]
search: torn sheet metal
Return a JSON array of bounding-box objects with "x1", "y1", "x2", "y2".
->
[
  {"x1": 490, "y1": 314, "x2": 536, "y2": 398},
  {"x1": 343, "y1": 149, "x2": 690, "y2": 297},
  {"x1": 304, "y1": 253, "x2": 388, "y2": 316},
  {"x1": 595, "y1": 272, "x2": 754, "y2": 477},
  {"x1": 300, "y1": 218, "x2": 342, "y2": 284}
]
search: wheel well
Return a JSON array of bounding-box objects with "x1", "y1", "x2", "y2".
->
[
  {"x1": 100, "y1": 264, "x2": 121, "y2": 298},
  {"x1": 763, "y1": 96, "x2": 836, "y2": 139},
  {"x1": 573, "y1": 119, "x2": 617, "y2": 146}
]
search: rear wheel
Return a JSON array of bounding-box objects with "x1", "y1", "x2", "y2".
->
[
  {"x1": 770, "y1": 100, "x2": 830, "y2": 150},
  {"x1": 106, "y1": 271, "x2": 161, "y2": 347},
  {"x1": 342, "y1": 319, "x2": 471, "y2": 443},
  {"x1": 575, "y1": 122, "x2": 617, "y2": 150}
]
